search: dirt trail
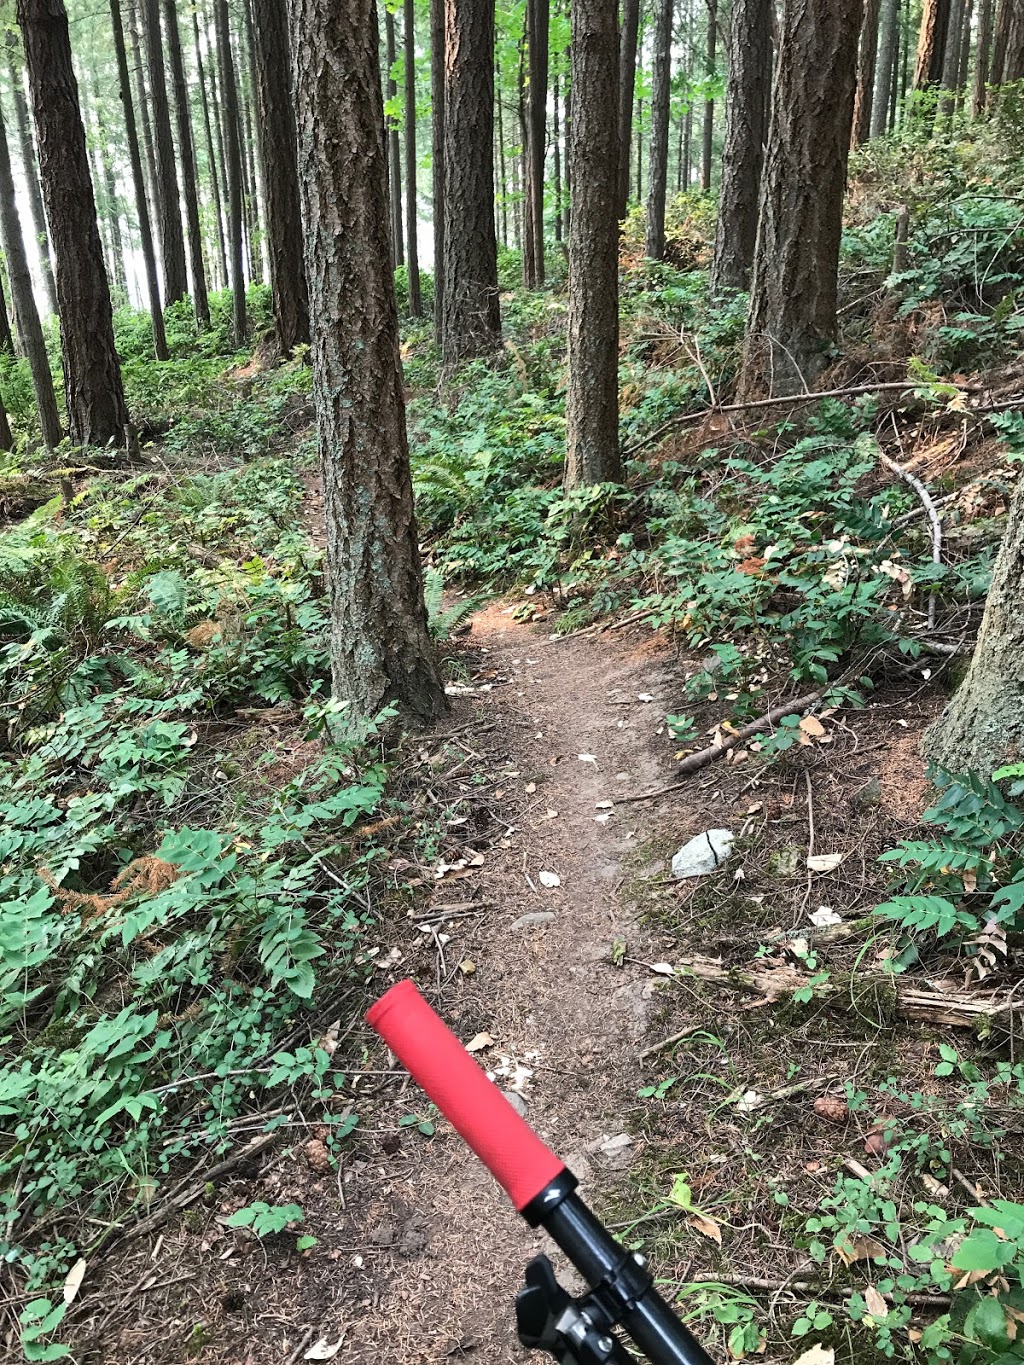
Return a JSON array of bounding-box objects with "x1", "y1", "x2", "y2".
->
[{"x1": 335, "y1": 605, "x2": 696, "y2": 1363}]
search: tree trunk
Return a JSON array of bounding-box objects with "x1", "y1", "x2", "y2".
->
[
  {"x1": 90, "y1": 79, "x2": 131, "y2": 304},
  {"x1": 1002, "y1": 1, "x2": 1024, "y2": 80},
  {"x1": 526, "y1": 0, "x2": 548, "y2": 284},
  {"x1": 741, "y1": 0, "x2": 863, "y2": 397},
  {"x1": 955, "y1": 0, "x2": 974, "y2": 107},
  {"x1": 645, "y1": 0, "x2": 673, "y2": 260},
  {"x1": 0, "y1": 270, "x2": 15, "y2": 354},
  {"x1": 989, "y1": 0, "x2": 1011, "y2": 83},
  {"x1": 711, "y1": 0, "x2": 772, "y2": 293},
  {"x1": 518, "y1": 35, "x2": 535, "y2": 286},
  {"x1": 205, "y1": 6, "x2": 234, "y2": 273},
  {"x1": 140, "y1": 0, "x2": 188, "y2": 306},
  {"x1": 701, "y1": 0, "x2": 718, "y2": 190},
  {"x1": 430, "y1": 0, "x2": 444, "y2": 334},
  {"x1": 853, "y1": 0, "x2": 881, "y2": 142},
  {"x1": 440, "y1": 0, "x2": 501, "y2": 365},
  {"x1": 924, "y1": 478, "x2": 1024, "y2": 773},
  {"x1": 973, "y1": 0, "x2": 992, "y2": 109},
  {"x1": 937, "y1": 0, "x2": 965, "y2": 118},
  {"x1": 564, "y1": 0, "x2": 621, "y2": 488},
  {"x1": 4, "y1": 32, "x2": 57, "y2": 317},
  {"x1": 110, "y1": 0, "x2": 167, "y2": 358},
  {"x1": 635, "y1": 91, "x2": 643, "y2": 199},
  {"x1": 871, "y1": 0, "x2": 901, "y2": 133},
  {"x1": 251, "y1": 0, "x2": 309, "y2": 355},
  {"x1": 127, "y1": 0, "x2": 159, "y2": 254},
  {"x1": 496, "y1": 78, "x2": 509, "y2": 247},
  {"x1": 616, "y1": 0, "x2": 640, "y2": 219},
  {"x1": 191, "y1": 5, "x2": 229, "y2": 291},
  {"x1": 215, "y1": 0, "x2": 246, "y2": 344},
  {"x1": 17, "y1": 0, "x2": 129, "y2": 448},
  {"x1": 385, "y1": 8, "x2": 404, "y2": 268},
  {"x1": 914, "y1": 0, "x2": 951, "y2": 88},
  {"x1": 289, "y1": 0, "x2": 446, "y2": 726},
  {"x1": 553, "y1": 68, "x2": 562, "y2": 240},
  {"x1": 0, "y1": 96, "x2": 60, "y2": 446},
  {"x1": 403, "y1": 0, "x2": 422, "y2": 315},
  {"x1": 240, "y1": 0, "x2": 271, "y2": 284},
  {"x1": 163, "y1": 0, "x2": 210, "y2": 328}
]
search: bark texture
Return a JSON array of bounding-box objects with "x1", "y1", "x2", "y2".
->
[
  {"x1": 701, "y1": 0, "x2": 718, "y2": 190},
  {"x1": 990, "y1": 0, "x2": 1012, "y2": 82},
  {"x1": 127, "y1": 0, "x2": 159, "y2": 247},
  {"x1": 711, "y1": 0, "x2": 771, "y2": 292},
  {"x1": 141, "y1": 0, "x2": 188, "y2": 304},
  {"x1": 644, "y1": 0, "x2": 673, "y2": 260},
  {"x1": 973, "y1": 0, "x2": 993, "y2": 110},
  {"x1": 525, "y1": 0, "x2": 549, "y2": 285},
  {"x1": 251, "y1": 0, "x2": 309, "y2": 354},
  {"x1": 429, "y1": 0, "x2": 444, "y2": 335},
  {"x1": 111, "y1": 0, "x2": 167, "y2": 357},
  {"x1": 215, "y1": 0, "x2": 246, "y2": 344},
  {"x1": 403, "y1": 0, "x2": 422, "y2": 314},
  {"x1": 616, "y1": 0, "x2": 640, "y2": 219},
  {"x1": 1003, "y1": 1, "x2": 1024, "y2": 79},
  {"x1": 4, "y1": 32, "x2": 56, "y2": 316},
  {"x1": 289, "y1": 0, "x2": 446, "y2": 726},
  {"x1": 853, "y1": 0, "x2": 881, "y2": 142},
  {"x1": 17, "y1": 0, "x2": 128, "y2": 447},
  {"x1": 439, "y1": 0, "x2": 500, "y2": 364},
  {"x1": 924, "y1": 478, "x2": 1024, "y2": 773},
  {"x1": 871, "y1": 0, "x2": 901, "y2": 133},
  {"x1": 914, "y1": 0, "x2": 951, "y2": 87},
  {"x1": 163, "y1": 0, "x2": 210, "y2": 327},
  {"x1": 385, "y1": 9, "x2": 403, "y2": 267},
  {"x1": 0, "y1": 96, "x2": 60, "y2": 446},
  {"x1": 565, "y1": 0, "x2": 621, "y2": 488},
  {"x1": 742, "y1": 0, "x2": 863, "y2": 397},
  {"x1": 192, "y1": 5, "x2": 228, "y2": 289}
]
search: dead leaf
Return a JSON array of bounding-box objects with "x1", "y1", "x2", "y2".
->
[
  {"x1": 304, "y1": 1341, "x2": 343, "y2": 1361},
  {"x1": 466, "y1": 1032, "x2": 494, "y2": 1053},
  {"x1": 792, "y1": 1348, "x2": 835, "y2": 1365},
  {"x1": 525, "y1": 782, "x2": 537, "y2": 794},
  {"x1": 799, "y1": 715, "x2": 826, "y2": 738},
  {"x1": 595, "y1": 799, "x2": 614, "y2": 809},
  {"x1": 538, "y1": 870, "x2": 561, "y2": 888},
  {"x1": 687, "y1": 1212, "x2": 723, "y2": 1244},
  {"x1": 836, "y1": 1235, "x2": 885, "y2": 1266},
  {"x1": 962, "y1": 868, "x2": 977, "y2": 893},
  {"x1": 63, "y1": 1258, "x2": 87, "y2": 1305},
  {"x1": 650, "y1": 961, "x2": 675, "y2": 976},
  {"x1": 807, "y1": 853, "x2": 844, "y2": 873},
  {"x1": 541, "y1": 809, "x2": 559, "y2": 821},
  {"x1": 458, "y1": 959, "x2": 476, "y2": 975},
  {"x1": 864, "y1": 1285, "x2": 889, "y2": 1319}
]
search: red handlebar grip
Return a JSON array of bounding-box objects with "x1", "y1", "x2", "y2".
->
[{"x1": 366, "y1": 980, "x2": 565, "y2": 1212}]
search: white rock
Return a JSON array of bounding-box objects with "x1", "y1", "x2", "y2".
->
[{"x1": 671, "y1": 829, "x2": 735, "y2": 878}]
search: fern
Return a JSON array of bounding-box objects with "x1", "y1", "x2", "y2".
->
[{"x1": 423, "y1": 568, "x2": 483, "y2": 640}]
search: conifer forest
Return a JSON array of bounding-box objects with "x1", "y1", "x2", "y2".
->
[{"x1": 3, "y1": 0, "x2": 1024, "y2": 1360}]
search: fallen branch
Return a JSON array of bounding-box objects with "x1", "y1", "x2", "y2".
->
[
  {"x1": 615, "y1": 689, "x2": 824, "y2": 802},
  {"x1": 639, "y1": 1023, "x2": 709, "y2": 1061},
  {"x1": 880, "y1": 452, "x2": 942, "y2": 629},
  {"x1": 687, "y1": 1273, "x2": 950, "y2": 1308}
]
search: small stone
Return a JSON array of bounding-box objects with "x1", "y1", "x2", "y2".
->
[
  {"x1": 503, "y1": 1090, "x2": 527, "y2": 1117},
  {"x1": 510, "y1": 911, "x2": 555, "y2": 930},
  {"x1": 851, "y1": 776, "x2": 883, "y2": 811},
  {"x1": 671, "y1": 829, "x2": 735, "y2": 878}
]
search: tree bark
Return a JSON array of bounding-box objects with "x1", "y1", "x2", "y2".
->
[
  {"x1": 741, "y1": 0, "x2": 863, "y2": 397},
  {"x1": 214, "y1": 0, "x2": 246, "y2": 344},
  {"x1": 430, "y1": 0, "x2": 444, "y2": 334},
  {"x1": 251, "y1": 0, "x2": 309, "y2": 355},
  {"x1": 163, "y1": 0, "x2": 210, "y2": 328},
  {"x1": 0, "y1": 95, "x2": 60, "y2": 446},
  {"x1": 914, "y1": 0, "x2": 951, "y2": 88},
  {"x1": 565, "y1": 0, "x2": 621, "y2": 488},
  {"x1": 518, "y1": 34, "x2": 535, "y2": 286},
  {"x1": 955, "y1": 0, "x2": 974, "y2": 108},
  {"x1": 526, "y1": 0, "x2": 548, "y2": 285},
  {"x1": 1002, "y1": 0, "x2": 1024, "y2": 80},
  {"x1": 3, "y1": 32, "x2": 56, "y2": 317},
  {"x1": 205, "y1": 5, "x2": 234, "y2": 275},
  {"x1": 140, "y1": 0, "x2": 188, "y2": 306},
  {"x1": 937, "y1": 0, "x2": 965, "y2": 118},
  {"x1": 553, "y1": 68, "x2": 562, "y2": 240},
  {"x1": 440, "y1": 0, "x2": 501, "y2": 364},
  {"x1": 989, "y1": 0, "x2": 1011, "y2": 83},
  {"x1": 871, "y1": 0, "x2": 901, "y2": 133},
  {"x1": 289, "y1": 0, "x2": 447, "y2": 727},
  {"x1": 240, "y1": 0, "x2": 271, "y2": 284},
  {"x1": 644, "y1": 0, "x2": 673, "y2": 259},
  {"x1": 0, "y1": 269, "x2": 15, "y2": 355},
  {"x1": 853, "y1": 0, "x2": 881, "y2": 142},
  {"x1": 701, "y1": 0, "x2": 718, "y2": 190},
  {"x1": 191, "y1": 5, "x2": 229, "y2": 291},
  {"x1": 711, "y1": 0, "x2": 771, "y2": 292},
  {"x1": 973, "y1": 0, "x2": 993, "y2": 109},
  {"x1": 924, "y1": 478, "x2": 1024, "y2": 773},
  {"x1": 110, "y1": 0, "x2": 167, "y2": 358},
  {"x1": 404, "y1": 0, "x2": 422, "y2": 314},
  {"x1": 616, "y1": 0, "x2": 640, "y2": 219},
  {"x1": 496, "y1": 72, "x2": 509, "y2": 247},
  {"x1": 88, "y1": 77, "x2": 131, "y2": 304},
  {"x1": 17, "y1": 0, "x2": 129, "y2": 448},
  {"x1": 385, "y1": 8, "x2": 404, "y2": 268},
  {"x1": 127, "y1": 0, "x2": 159, "y2": 255}
]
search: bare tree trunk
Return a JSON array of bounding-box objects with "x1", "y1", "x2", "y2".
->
[
  {"x1": 240, "y1": 0, "x2": 271, "y2": 283},
  {"x1": 251, "y1": 0, "x2": 309, "y2": 355},
  {"x1": 1002, "y1": 1, "x2": 1024, "y2": 80},
  {"x1": 553, "y1": 68, "x2": 562, "y2": 241},
  {"x1": 989, "y1": 0, "x2": 1011, "y2": 83},
  {"x1": 518, "y1": 34, "x2": 535, "y2": 286},
  {"x1": 616, "y1": 0, "x2": 640, "y2": 219},
  {"x1": 89, "y1": 77, "x2": 131, "y2": 303},
  {"x1": 711, "y1": 0, "x2": 771, "y2": 292},
  {"x1": 17, "y1": 0, "x2": 129, "y2": 448},
  {"x1": 163, "y1": 0, "x2": 210, "y2": 327},
  {"x1": 440, "y1": 0, "x2": 501, "y2": 364},
  {"x1": 0, "y1": 96, "x2": 60, "y2": 446},
  {"x1": 3, "y1": 31, "x2": 56, "y2": 316},
  {"x1": 191, "y1": 5, "x2": 228, "y2": 291},
  {"x1": 205, "y1": 4, "x2": 234, "y2": 269},
  {"x1": 701, "y1": 0, "x2": 718, "y2": 190},
  {"x1": 214, "y1": 0, "x2": 246, "y2": 344},
  {"x1": 110, "y1": 0, "x2": 166, "y2": 358},
  {"x1": 565, "y1": 0, "x2": 621, "y2": 488},
  {"x1": 430, "y1": 0, "x2": 444, "y2": 333},
  {"x1": 853, "y1": 0, "x2": 881, "y2": 141},
  {"x1": 289, "y1": 0, "x2": 446, "y2": 726},
  {"x1": 871, "y1": 0, "x2": 901, "y2": 133},
  {"x1": 496, "y1": 71, "x2": 509, "y2": 249},
  {"x1": 645, "y1": 0, "x2": 673, "y2": 259},
  {"x1": 403, "y1": 0, "x2": 422, "y2": 314},
  {"x1": 955, "y1": 0, "x2": 974, "y2": 107},
  {"x1": 526, "y1": 0, "x2": 548, "y2": 284},
  {"x1": 635, "y1": 91, "x2": 643, "y2": 198},
  {"x1": 385, "y1": 8, "x2": 404, "y2": 268},
  {"x1": 127, "y1": 0, "x2": 159, "y2": 253},
  {"x1": 0, "y1": 270, "x2": 15, "y2": 354},
  {"x1": 973, "y1": 0, "x2": 993, "y2": 110},
  {"x1": 742, "y1": 0, "x2": 863, "y2": 397},
  {"x1": 141, "y1": 0, "x2": 188, "y2": 305},
  {"x1": 914, "y1": 0, "x2": 951, "y2": 88}
]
